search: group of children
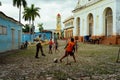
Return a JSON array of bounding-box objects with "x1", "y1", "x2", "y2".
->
[
  {"x1": 48, "y1": 39, "x2": 60, "y2": 54},
  {"x1": 35, "y1": 39, "x2": 59, "y2": 58},
  {"x1": 35, "y1": 37, "x2": 78, "y2": 63}
]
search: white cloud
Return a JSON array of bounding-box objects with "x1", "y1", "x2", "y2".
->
[{"x1": 0, "y1": 0, "x2": 78, "y2": 31}]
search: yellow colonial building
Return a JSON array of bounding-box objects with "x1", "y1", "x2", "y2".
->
[
  {"x1": 63, "y1": 16, "x2": 74, "y2": 39},
  {"x1": 72, "y1": 0, "x2": 120, "y2": 44}
]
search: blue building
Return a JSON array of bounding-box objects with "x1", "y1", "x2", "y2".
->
[
  {"x1": 22, "y1": 30, "x2": 52, "y2": 42},
  {"x1": 22, "y1": 33, "x2": 33, "y2": 42},
  {"x1": 0, "y1": 11, "x2": 23, "y2": 53},
  {"x1": 35, "y1": 30, "x2": 52, "y2": 41}
]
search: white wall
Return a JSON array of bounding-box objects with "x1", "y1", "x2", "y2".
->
[
  {"x1": 115, "y1": 0, "x2": 120, "y2": 35},
  {"x1": 73, "y1": 0, "x2": 117, "y2": 36}
]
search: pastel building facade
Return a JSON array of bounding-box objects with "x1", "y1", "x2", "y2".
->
[
  {"x1": 63, "y1": 16, "x2": 74, "y2": 39},
  {"x1": 72, "y1": 0, "x2": 120, "y2": 44},
  {"x1": 0, "y1": 11, "x2": 23, "y2": 53}
]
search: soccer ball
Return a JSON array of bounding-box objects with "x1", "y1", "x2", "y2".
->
[{"x1": 53, "y1": 58, "x2": 58, "y2": 63}]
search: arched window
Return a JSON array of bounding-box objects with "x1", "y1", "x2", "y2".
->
[
  {"x1": 88, "y1": 13, "x2": 94, "y2": 36},
  {"x1": 104, "y1": 8, "x2": 113, "y2": 37}
]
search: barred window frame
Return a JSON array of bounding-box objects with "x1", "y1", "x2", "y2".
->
[
  {"x1": 0, "y1": 25, "x2": 7, "y2": 35},
  {"x1": 0, "y1": 26, "x2": 2, "y2": 34}
]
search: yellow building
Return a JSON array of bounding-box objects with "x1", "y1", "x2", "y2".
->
[
  {"x1": 63, "y1": 16, "x2": 74, "y2": 39},
  {"x1": 54, "y1": 13, "x2": 62, "y2": 39}
]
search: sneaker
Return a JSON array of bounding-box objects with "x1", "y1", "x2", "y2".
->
[
  {"x1": 66, "y1": 62, "x2": 71, "y2": 65},
  {"x1": 35, "y1": 56, "x2": 39, "y2": 58},
  {"x1": 42, "y1": 54, "x2": 46, "y2": 56},
  {"x1": 60, "y1": 59, "x2": 62, "y2": 63}
]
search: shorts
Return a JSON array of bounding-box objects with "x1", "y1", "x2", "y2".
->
[
  {"x1": 49, "y1": 45, "x2": 52, "y2": 50},
  {"x1": 65, "y1": 51, "x2": 74, "y2": 56},
  {"x1": 55, "y1": 46, "x2": 58, "y2": 49}
]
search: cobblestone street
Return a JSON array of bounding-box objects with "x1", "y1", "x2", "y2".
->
[{"x1": 0, "y1": 40, "x2": 120, "y2": 80}]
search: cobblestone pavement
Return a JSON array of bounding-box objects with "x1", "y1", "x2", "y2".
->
[{"x1": 0, "y1": 40, "x2": 120, "y2": 80}]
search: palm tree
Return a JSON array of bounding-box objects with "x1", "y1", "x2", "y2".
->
[
  {"x1": 22, "y1": 24, "x2": 30, "y2": 33},
  {"x1": 23, "y1": 4, "x2": 40, "y2": 34},
  {"x1": 30, "y1": 4, "x2": 40, "y2": 26},
  {"x1": 23, "y1": 7, "x2": 31, "y2": 25},
  {"x1": 23, "y1": 6, "x2": 32, "y2": 33},
  {"x1": 38, "y1": 23, "x2": 44, "y2": 32},
  {"x1": 13, "y1": 0, "x2": 27, "y2": 22}
]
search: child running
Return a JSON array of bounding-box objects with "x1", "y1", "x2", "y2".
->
[
  {"x1": 60, "y1": 37, "x2": 76, "y2": 63},
  {"x1": 35, "y1": 40, "x2": 46, "y2": 58},
  {"x1": 54, "y1": 39, "x2": 60, "y2": 53},
  {"x1": 48, "y1": 39, "x2": 54, "y2": 54},
  {"x1": 75, "y1": 40, "x2": 78, "y2": 53}
]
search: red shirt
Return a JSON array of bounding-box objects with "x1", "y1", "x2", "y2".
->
[{"x1": 49, "y1": 40, "x2": 53, "y2": 45}]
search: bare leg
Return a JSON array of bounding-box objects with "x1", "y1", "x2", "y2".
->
[
  {"x1": 55, "y1": 49, "x2": 56, "y2": 53},
  {"x1": 72, "y1": 55, "x2": 76, "y2": 62},
  {"x1": 60, "y1": 51, "x2": 68, "y2": 62},
  {"x1": 51, "y1": 50, "x2": 52, "y2": 54}
]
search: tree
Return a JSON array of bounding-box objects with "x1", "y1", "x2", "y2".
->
[
  {"x1": 23, "y1": 6, "x2": 31, "y2": 24},
  {"x1": 23, "y1": 4, "x2": 40, "y2": 34},
  {"x1": 30, "y1": 4, "x2": 40, "y2": 26},
  {"x1": 22, "y1": 24, "x2": 30, "y2": 32},
  {"x1": 13, "y1": 0, "x2": 27, "y2": 22},
  {"x1": 38, "y1": 23, "x2": 44, "y2": 32}
]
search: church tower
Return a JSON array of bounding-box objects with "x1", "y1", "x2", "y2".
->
[
  {"x1": 54, "y1": 13, "x2": 62, "y2": 39},
  {"x1": 56, "y1": 13, "x2": 61, "y2": 30}
]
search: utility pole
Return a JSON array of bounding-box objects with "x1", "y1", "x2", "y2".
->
[{"x1": 0, "y1": 2, "x2": 2, "y2": 6}]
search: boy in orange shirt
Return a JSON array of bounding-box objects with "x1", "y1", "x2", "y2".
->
[{"x1": 60, "y1": 38, "x2": 76, "y2": 63}]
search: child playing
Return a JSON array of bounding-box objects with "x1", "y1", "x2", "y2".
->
[
  {"x1": 35, "y1": 40, "x2": 46, "y2": 58},
  {"x1": 60, "y1": 38, "x2": 76, "y2": 63},
  {"x1": 54, "y1": 39, "x2": 60, "y2": 53},
  {"x1": 48, "y1": 39, "x2": 54, "y2": 54},
  {"x1": 75, "y1": 40, "x2": 78, "y2": 53}
]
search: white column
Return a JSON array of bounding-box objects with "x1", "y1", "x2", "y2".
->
[
  {"x1": 99, "y1": 9, "x2": 104, "y2": 36},
  {"x1": 93, "y1": 13, "x2": 96, "y2": 36},
  {"x1": 73, "y1": 17, "x2": 77, "y2": 36},
  {"x1": 115, "y1": 0, "x2": 120, "y2": 35},
  {"x1": 84, "y1": 15, "x2": 88, "y2": 36}
]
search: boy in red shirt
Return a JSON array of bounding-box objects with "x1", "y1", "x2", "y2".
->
[
  {"x1": 60, "y1": 38, "x2": 76, "y2": 63},
  {"x1": 48, "y1": 39, "x2": 53, "y2": 54}
]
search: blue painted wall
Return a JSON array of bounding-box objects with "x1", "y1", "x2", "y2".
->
[
  {"x1": 0, "y1": 12, "x2": 22, "y2": 53},
  {"x1": 22, "y1": 32, "x2": 52, "y2": 42},
  {"x1": 22, "y1": 33, "x2": 32, "y2": 42}
]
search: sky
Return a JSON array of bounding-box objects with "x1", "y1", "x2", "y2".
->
[{"x1": 0, "y1": 0, "x2": 78, "y2": 31}]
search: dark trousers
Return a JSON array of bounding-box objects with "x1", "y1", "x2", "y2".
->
[
  {"x1": 35, "y1": 47, "x2": 43, "y2": 57},
  {"x1": 35, "y1": 47, "x2": 39, "y2": 57}
]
